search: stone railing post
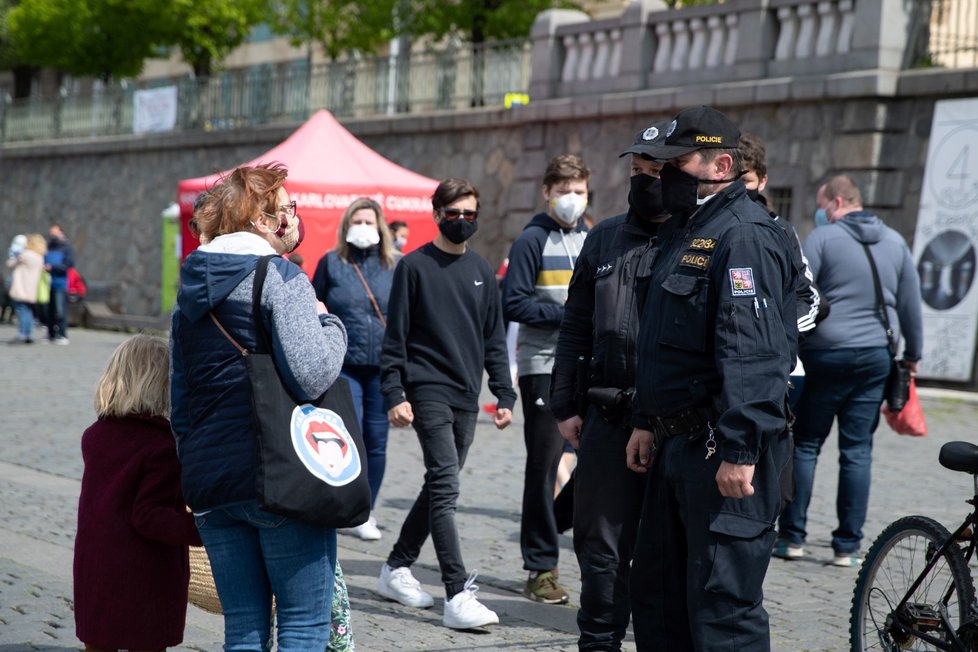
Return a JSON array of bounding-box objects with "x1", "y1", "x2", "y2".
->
[
  {"x1": 528, "y1": 9, "x2": 591, "y2": 101},
  {"x1": 616, "y1": 0, "x2": 668, "y2": 90},
  {"x1": 850, "y1": 0, "x2": 914, "y2": 70}
]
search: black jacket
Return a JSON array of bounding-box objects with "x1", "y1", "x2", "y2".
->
[
  {"x1": 551, "y1": 211, "x2": 658, "y2": 421},
  {"x1": 631, "y1": 181, "x2": 800, "y2": 465}
]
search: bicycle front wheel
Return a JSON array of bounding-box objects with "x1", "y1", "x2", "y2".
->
[{"x1": 851, "y1": 515, "x2": 974, "y2": 651}]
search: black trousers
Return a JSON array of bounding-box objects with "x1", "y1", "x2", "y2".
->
[
  {"x1": 519, "y1": 373, "x2": 566, "y2": 571},
  {"x1": 629, "y1": 426, "x2": 791, "y2": 652},
  {"x1": 387, "y1": 401, "x2": 477, "y2": 598},
  {"x1": 574, "y1": 406, "x2": 647, "y2": 651}
]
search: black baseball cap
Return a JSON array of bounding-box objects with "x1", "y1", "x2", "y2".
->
[
  {"x1": 619, "y1": 120, "x2": 670, "y2": 159},
  {"x1": 645, "y1": 106, "x2": 741, "y2": 160}
]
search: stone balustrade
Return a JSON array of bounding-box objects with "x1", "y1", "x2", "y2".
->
[{"x1": 530, "y1": 0, "x2": 925, "y2": 100}]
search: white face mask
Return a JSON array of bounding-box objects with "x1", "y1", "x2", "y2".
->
[
  {"x1": 550, "y1": 192, "x2": 588, "y2": 226},
  {"x1": 346, "y1": 223, "x2": 380, "y2": 249},
  {"x1": 394, "y1": 237, "x2": 407, "y2": 250}
]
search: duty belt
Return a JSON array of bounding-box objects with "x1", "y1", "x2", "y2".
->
[{"x1": 651, "y1": 405, "x2": 717, "y2": 439}]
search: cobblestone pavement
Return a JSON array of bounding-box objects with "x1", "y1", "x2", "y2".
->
[{"x1": 1, "y1": 323, "x2": 975, "y2": 651}]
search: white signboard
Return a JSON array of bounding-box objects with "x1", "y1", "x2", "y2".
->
[
  {"x1": 913, "y1": 97, "x2": 978, "y2": 381},
  {"x1": 133, "y1": 86, "x2": 178, "y2": 134}
]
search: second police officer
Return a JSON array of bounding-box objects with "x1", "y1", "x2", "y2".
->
[
  {"x1": 551, "y1": 122, "x2": 672, "y2": 651},
  {"x1": 625, "y1": 106, "x2": 800, "y2": 651}
]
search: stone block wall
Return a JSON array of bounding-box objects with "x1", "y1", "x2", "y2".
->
[{"x1": 0, "y1": 69, "x2": 963, "y2": 324}]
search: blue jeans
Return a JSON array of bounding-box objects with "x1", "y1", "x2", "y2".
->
[
  {"x1": 778, "y1": 347, "x2": 891, "y2": 554},
  {"x1": 13, "y1": 301, "x2": 33, "y2": 341},
  {"x1": 47, "y1": 289, "x2": 67, "y2": 340},
  {"x1": 341, "y1": 365, "x2": 389, "y2": 509},
  {"x1": 195, "y1": 501, "x2": 336, "y2": 652}
]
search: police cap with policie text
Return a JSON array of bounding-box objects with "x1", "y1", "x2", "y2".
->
[
  {"x1": 644, "y1": 106, "x2": 741, "y2": 160},
  {"x1": 619, "y1": 120, "x2": 671, "y2": 159}
]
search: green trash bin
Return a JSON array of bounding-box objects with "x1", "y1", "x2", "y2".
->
[{"x1": 161, "y1": 203, "x2": 181, "y2": 314}]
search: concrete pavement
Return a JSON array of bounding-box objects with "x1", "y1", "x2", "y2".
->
[{"x1": 1, "y1": 323, "x2": 975, "y2": 651}]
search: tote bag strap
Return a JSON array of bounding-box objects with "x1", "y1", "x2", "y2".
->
[
  {"x1": 208, "y1": 254, "x2": 278, "y2": 356},
  {"x1": 250, "y1": 255, "x2": 277, "y2": 354},
  {"x1": 858, "y1": 242, "x2": 897, "y2": 357}
]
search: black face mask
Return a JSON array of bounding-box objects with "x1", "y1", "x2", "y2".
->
[
  {"x1": 628, "y1": 174, "x2": 666, "y2": 220},
  {"x1": 659, "y1": 163, "x2": 702, "y2": 219},
  {"x1": 438, "y1": 217, "x2": 478, "y2": 244}
]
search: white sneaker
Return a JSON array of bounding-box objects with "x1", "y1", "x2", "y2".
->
[
  {"x1": 377, "y1": 564, "x2": 434, "y2": 608},
  {"x1": 341, "y1": 515, "x2": 382, "y2": 541},
  {"x1": 443, "y1": 572, "x2": 499, "y2": 630}
]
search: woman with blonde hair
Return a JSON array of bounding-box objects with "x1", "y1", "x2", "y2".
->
[
  {"x1": 312, "y1": 197, "x2": 397, "y2": 541},
  {"x1": 171, "y1": 162, "x2": 348, "y2": 650},
  {"x1": 74, "y1": 334, "x2": 202, "y2": 651},
  {"x1": 5, "y1": 233, "x2": 46, "y2": 344}
]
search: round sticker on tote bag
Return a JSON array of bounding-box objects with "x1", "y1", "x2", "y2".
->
[{"x1": 291, "y1": 405, "x2": 363, "y2": 486}]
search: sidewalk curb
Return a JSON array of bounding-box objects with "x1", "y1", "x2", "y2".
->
[{"x1": 917, "y1": 386, "x2": 978, "y2": 405}]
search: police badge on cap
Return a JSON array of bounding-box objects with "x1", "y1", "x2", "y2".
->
[
  {"x1": 644, "y1": 106, "x2": 741, "y2": 160},
  {"x1": 619, "y1": 120, "x2": 671, "y2": 159}
]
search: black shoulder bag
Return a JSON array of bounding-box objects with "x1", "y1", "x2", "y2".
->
[
  {"x1": 860, "y1": 244, "x2": 911, "y2": 413},
  {"x1": 210, "y1": 254, "x2": 370, "y2": 528}
]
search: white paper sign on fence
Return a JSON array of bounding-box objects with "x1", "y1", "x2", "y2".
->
[
  {"x1": 133, "y1": 86, "x2": 178, "y2": 134},
  {"x1": 913, "y1": 97, "x2": 978, "y2": 381}
]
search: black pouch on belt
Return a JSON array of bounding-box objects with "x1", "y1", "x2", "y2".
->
[{"x1": 587, "y1": 387, "x2": 633, "y2": 421}]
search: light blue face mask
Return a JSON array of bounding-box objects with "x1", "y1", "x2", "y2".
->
[{"x1": 814, "y1": 207, "x2": 828, "y2": 228}]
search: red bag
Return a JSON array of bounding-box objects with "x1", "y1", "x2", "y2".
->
[
  {"x1": 882, "y1": 378, "x2": 927, "y2": 437},
  {"x1": 67, "y1": 268, "x2": 87, "y2": 299}
]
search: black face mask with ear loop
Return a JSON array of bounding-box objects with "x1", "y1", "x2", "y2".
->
[
  {"x1": 438, "y1": 217, "x2": 479, "y2": 244},
  {"x1": 628, "y1": 174, "x2": 666, "y2": 220},
  {"x1": 660, "y1": 162, "x2": 740, "y2": 219}
]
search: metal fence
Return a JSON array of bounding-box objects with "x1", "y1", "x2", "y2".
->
[
  {"x1": 924, "y1": 0, "x2": 978, "y2": 68},
  {"x1": 0, "y1": 39, "x2": 531, "y2": 144}
]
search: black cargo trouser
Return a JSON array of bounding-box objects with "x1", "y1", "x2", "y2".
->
[
  {"x1": 629, "y1": 425, "x2": 791, "y2": 651},
  {"x1": 574, "y1": 405, "x2": 647, "y2": 651}
]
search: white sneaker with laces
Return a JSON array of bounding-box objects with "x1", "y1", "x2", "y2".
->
[
  {"x1": 344, "y1": 515, "x2": 381, "y2": 541},
  {"x1": 443, "y1": 572, "x2": 499, "y2": 630},
  {"x1": 377, "y1": 564, "x2": 434, "y2": 608}
]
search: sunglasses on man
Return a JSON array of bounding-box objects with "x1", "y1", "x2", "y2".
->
[{"x1": 440, "y1": 208, "x2": 479, "y2": 222}]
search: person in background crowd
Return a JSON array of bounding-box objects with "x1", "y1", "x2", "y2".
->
[
  {"x1": 626, "y1": 105, "x2": 799, "y2": 650},
  {"x1": 775, "y1": 175, "x2": 923, "y2": 567},
  {"x1": 6, "y1": 233, "x2": 46, "y2": 345},
  {"x1": 171, "y1": 163, "x2": 348, "y2": 650},
  {"x1": 739, "y1": 133, "x2": 827, "y2": 407},
  {"x1": 552, "y1": 122, "x2": 671, "y2": 650},
  {"x1": 378, "y1": 178, "x2": 515, "y2": 630},
  {"x1": 389, "y1": 221, "x2": 409, "y2": 252},
  {"x1": 74, "y1": 334, "x2": 202, "y2": 652},
  {"x1": 45, "y1": 223, "x2": 75, "y2": 345},
  {"x1": 313, "y1": 197, "x2": 398, "y2": 542},
  {"x1": 503, "y1": 154, "x2": 589, "y2": 606}
]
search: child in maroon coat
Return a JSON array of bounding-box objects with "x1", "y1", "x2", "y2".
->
[{"x1": 73, "y1": 334, "x2": 202, "y2": 652}]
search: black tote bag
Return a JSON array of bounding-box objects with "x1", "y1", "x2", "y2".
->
[{"x1": 211, "y1": 254, "x2": 370, "y2": 529}]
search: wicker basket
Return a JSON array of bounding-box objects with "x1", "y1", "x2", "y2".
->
[{"x1": 188, "y1": 546, "x2": 223, "y2": 614}]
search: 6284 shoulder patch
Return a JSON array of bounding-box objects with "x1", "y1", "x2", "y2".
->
[
  {"x1": 728, "y1": 267, "x2": 756, "y2": 296},
  {"x1": 680, "y1": 253, "x2": 710, "y2": 270}
]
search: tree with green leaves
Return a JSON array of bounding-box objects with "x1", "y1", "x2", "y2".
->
[
  {"x1": 406, "y1": 0, "x2": 581, "y2": 44},
  {"x1": 7, "y1": 0, "x2": 173, "y2": 81},
  {"x1": 170, "y1": 0, "x2": 268, "y2": 78},
  {"x1": 0, "y1": 0, "x2": 37, "y2": 98},
  {"x1": 271, "y1": 0, "x2": 397, "y2": 61}
]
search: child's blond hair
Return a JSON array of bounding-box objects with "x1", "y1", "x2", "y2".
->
[{"x1": 95, "y1": 334, "x2": 170, "y2": 419}]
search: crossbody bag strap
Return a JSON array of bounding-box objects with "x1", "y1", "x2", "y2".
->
[
  {"x1": 351, "y1": 260, "x2": 387, "y2": 329},
  {"x1": 859, "y1": 242, "x2": 896, "y2": 356},
  {"x1": 209, "y1": 312, "x2": 248, "y2": 356}
]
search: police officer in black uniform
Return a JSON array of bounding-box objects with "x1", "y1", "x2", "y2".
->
[
  {"x1": 625, "y1": 106, "x2": 798, "y2": 651},
  {"x1": 551, "y1": 121, "x2": 671, "y2": 651}
]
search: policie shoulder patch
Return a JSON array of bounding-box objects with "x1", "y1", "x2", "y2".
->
[
  {"x1": 680, "y1": 253, "x2": 710, "y2": 270},
  {"x1": 728, "y1": 267, "x2": 756, "y2": 296}
]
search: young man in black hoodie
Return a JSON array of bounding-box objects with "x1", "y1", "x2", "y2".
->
[
  {"x1": 378, "y1": 178, "x2": 516, "y2": 630},
  {"x1": 503, "y1": 154, "x2": 590, "y2": 605}
]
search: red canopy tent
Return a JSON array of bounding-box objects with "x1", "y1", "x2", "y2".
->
[{"x1": 177, "y1": 110, "x2": 439, "y2": 275}]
